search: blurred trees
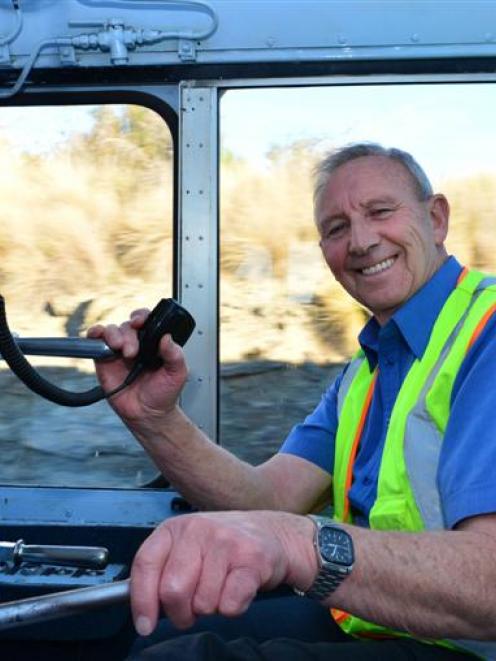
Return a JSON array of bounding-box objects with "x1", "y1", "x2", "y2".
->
[
  {"x1": 0, "y1": 105, "x2": 174, "y2": 314},
  {"x1": 1, "y1": 104, "x2": 496, "y2": 360}
]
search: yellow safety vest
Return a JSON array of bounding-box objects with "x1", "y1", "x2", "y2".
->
[{"x1": 331, "y1": 269, "x2": 496, "y2": 659}]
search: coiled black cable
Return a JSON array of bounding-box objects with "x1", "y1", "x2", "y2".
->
[{"x1": 0, "y1": 295, "x2": 106, "y2": 406}]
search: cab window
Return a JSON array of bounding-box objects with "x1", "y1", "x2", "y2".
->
[
  {"x1": 0, "y1": 104, "x2": 173, "y2": 488},
  {"x1": 219, "y1": 83, "x2": 496, "y2": 462}
]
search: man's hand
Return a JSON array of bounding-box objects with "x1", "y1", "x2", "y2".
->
[
  {"x1": 87, "y1": 309, "x2": 188, "y2": 424},
  {"x1": 130, "y1": 511, "x2": 317, "y2": 636}
]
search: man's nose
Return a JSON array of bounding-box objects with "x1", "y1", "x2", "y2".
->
[{"x1": 348, "y1": 219, "x2": 379, "y2": 255}]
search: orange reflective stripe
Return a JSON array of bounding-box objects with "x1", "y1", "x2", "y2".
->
[
  {"x1": 331, "y1": 608, "x2": 350, "y2": 624},
  {"x1": 456, "y1": 266, "x2": 469, "y2": 285},
  {"x1": 342, "y1": 370, "x2": 378, "y2": 522},
  {"x1": 466, "y1": 302, "x2": 496, "y2": 353},
  {"x1": 331, "y1": 609, "x2": 397, "y2": 639}
]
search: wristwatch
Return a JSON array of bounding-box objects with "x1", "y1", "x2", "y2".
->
[{"x1": 295, "y1": 515, "x2": 355, "y2": 601}]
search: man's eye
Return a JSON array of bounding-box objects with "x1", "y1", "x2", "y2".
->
[
  {"x1": 370, "y1": 208, "x2": 392, "y2": 218},
  {"x1": 326, "y1": 223, "x2": 345, "y2": 237}
]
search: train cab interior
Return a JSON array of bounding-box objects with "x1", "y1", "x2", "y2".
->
[{"x1": 0, "y1": 1, "x2": 495, "y2": 658}]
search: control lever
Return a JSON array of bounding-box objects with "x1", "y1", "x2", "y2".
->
[
  {"x1": 0, "y1": 540, "x2": 109, "y2": 569},
  {"x1": 0, "y1": 579, "x2": 130, "y2": 631}
]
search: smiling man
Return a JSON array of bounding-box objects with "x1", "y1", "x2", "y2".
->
[
  {"x1": 314, "y1": 146, "x2": 449, "y2": 324},
  {"x1": 92, "y1": 143, "x2": 496, "y2": 660}
]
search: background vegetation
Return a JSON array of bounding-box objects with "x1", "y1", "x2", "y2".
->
[{"x1": 1, "y1": 105, "x2": 496, "y2": 364}]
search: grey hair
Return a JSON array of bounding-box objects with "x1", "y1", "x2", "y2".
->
[{"x1": 313, "y1": 142, "x2": 433, "y2": 213}]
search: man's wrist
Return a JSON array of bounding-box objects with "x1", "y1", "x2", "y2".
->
[
  {"x1": 124, "y1": 403, "x2": 185, "y2": 441},
  {"x1": 281, "y1": 513, "x2": 320, "y2": 592}
]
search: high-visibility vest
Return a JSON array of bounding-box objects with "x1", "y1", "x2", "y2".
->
[{"x1": 331, "y1": 269, "x2": 496, "y2": 659}]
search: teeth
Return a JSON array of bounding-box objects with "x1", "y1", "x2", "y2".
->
[{"x1": 361, "y1": 257, "x2": 395, "y2": 276}]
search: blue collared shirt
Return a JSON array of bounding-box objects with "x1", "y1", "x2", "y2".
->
[{"x1": 280, "y1": 256, "x2": 496, "y2": 528}]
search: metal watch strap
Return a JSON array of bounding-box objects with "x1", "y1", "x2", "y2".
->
[
  {"x1": 305, "y1": 565, "x2": 347, "y2": 600},
  {"x1": 294, "y1": 515, "x2": 353, "y2": 601}
]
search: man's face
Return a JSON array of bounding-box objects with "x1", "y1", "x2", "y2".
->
[{"x1": 316, "y1": 155, "x2": 449, "y2": 325}]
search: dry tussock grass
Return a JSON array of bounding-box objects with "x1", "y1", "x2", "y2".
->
[{"x1": 1, "y1": 118, "x2": 495, "y2": 363}]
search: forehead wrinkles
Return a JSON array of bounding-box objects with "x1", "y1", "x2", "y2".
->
[{"x1": 317, "y1": 156, "x2": 419, "y2": 220}]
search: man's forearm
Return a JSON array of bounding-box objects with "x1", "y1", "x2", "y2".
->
[
  {"x1": 124, "y1": 406, "x2": 280, "y2": 511},
  {"x1": 319, "y1": 523, "x2": 496, "y2": 640}
]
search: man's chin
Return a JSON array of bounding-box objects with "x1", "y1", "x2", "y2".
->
[{"x1": 358, "y1": 296, "x2": 403, "y2": 324}]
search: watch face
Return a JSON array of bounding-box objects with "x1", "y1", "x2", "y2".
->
[{"x1": 319, "y1": 526, "x2": 354, "y2": 566}]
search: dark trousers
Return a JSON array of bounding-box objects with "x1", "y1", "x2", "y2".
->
[{"x1": 128, "y1": 596, "x2": 469, "y2": 660}]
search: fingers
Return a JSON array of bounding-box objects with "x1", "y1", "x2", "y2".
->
[
  {"x1": 88, "y1": 318, "x2": 144, "y2": 360},
  {"x1": 191, "y1": 542, "x2": 229, "y2": 616},
  {"x1": 156, "y1": 530, "x2": 202, "y2": 629},
  {"x1": 87, "y1": 309, "x2": 188, "y2": 369},
  {"x1": 130, "y1": 512, "x2": 288, "y2": 638},
  {"x1": 130, "y1": 523, "x2": 173, "y2": 636},
  {"x1": 131, "y1": 518, "x2": 203, "y2": 633},
  {"x1": 158, "y1": 334, "x2": 187, "y2": 372},
  {"x1": 129, "y1": 308, "x2": 149, "y2": 329},
  {"x1": 219, "y1": 567, "x2": 260, "y2": 616}
]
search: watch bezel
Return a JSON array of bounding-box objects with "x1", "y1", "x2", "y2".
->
[{"x1": 317, "y1": 521, "x2": 355, "y2": 567}]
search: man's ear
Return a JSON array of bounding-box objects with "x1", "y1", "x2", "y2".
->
[{"x1": 428, "y1": 194, "x2": 450, "y2": 245}]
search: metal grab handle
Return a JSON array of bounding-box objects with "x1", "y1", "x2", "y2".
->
[
  {"x1": 12, "y1": 337, "x2": 116, "y2": 360},
  {"x1": 0, "y1": 579, "x2": 130, "y2": 631},
  {"x1": 0, "y1": 540, "x2": 109, "y2": 569}
]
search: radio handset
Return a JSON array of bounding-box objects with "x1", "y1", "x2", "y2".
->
[{"x1": 119, "y1": 299, "x2": 196, "y2": 389}]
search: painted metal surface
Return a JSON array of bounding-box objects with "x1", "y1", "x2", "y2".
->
[
  {"x1": 0, "y1": 0, "x2": 495, "y2": 75},
  {"x1": 179, "y1": 84, "x2": 219, "y2": 439},
  {"x1": 0, "y1": 487, "x2": 180, "y2": 527}
]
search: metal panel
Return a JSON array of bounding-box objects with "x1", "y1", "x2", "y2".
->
[
  {"x1": 2, "y1": 1, "x2": 496, "y2": 73},
  {"x1": 178, "y1": 84, "x2": 218, "y2": 440},
  {"x1": 0, "y1": 487, "x2": 178, "y2": 527}
]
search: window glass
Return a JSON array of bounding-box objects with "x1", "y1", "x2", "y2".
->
[
  {"x1": 219, "y1": 84, "x2": 496, "y2": 463},
  {"x1": 0, "y1": 104, "x2": 173, "y2": 487}
]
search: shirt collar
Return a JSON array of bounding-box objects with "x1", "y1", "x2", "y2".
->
[{"x1": 358, "y1": 256, "x2": 463, "y2": 369}]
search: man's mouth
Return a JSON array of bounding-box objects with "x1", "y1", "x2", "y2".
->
[{"x1": 359, "y1": 256, "x2": 396, "y2": 276}]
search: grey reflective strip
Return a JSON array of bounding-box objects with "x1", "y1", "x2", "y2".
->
[
  {"x1": 336, "y1": 357, "x2": 365, "y2": 418},
  {"x1": 407, "y1": 277, "x2": 496, "y2": 660},
  {"x1": 476, "y1": 276, "x2": 496, "y2": 291},
  {"x1": 404, "y1": 283, "x2": 495, "y2": 530}
]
